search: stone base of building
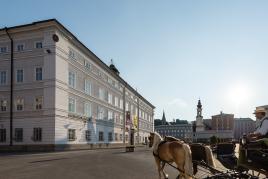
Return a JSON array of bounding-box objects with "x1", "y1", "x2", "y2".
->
[{"x1": 0, "y1": 143, "x2": 146, "y2": 152}]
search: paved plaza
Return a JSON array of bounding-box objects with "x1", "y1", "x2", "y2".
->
[{"x1": 0, "y1": 146, "x2": 249, "y2": 179}]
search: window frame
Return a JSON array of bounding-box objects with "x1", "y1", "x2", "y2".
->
[
  {"x1": 0, "y1": 129, "x2": 6, "y2": 142},
  {"x1": 16, "y1": 69, "x2": 24, "y2": 83},
  {"x1": 0, "y1": 71, "x2": 7, "y2": 85},
  {"x1": 99, "y1": 131, "x2": 104, "y2": 141},
  {"x1": 0, "y1": 46, "x2": 8, "y2": 53},
  {"x1": 68, "y1": 129, "x2": 76, "y2": 141},
  {"x1": 35, "y1": 41, "x2": 43, "y2": 49},
  {"x1": 15, "y1": 98, "x2": 24, "y2": 111},
  {"x1": 16, "y1": 43, "x2": 25, "y2": 52},
  {"x1": 85, "y1": 130, "x2": 91, "y2": 141},
  {"x1": 84, "y1": 102, "x2": 91, "y2": 117},
  {"x1": 33, "y1": 128, "x2": 42, "y2": 142},
  {"x1": 35, "y1": 67, "x2": 43, "y2": 81},
  {"x1": 68, "y1": 97, "x2": 76, "y2": 113},
  {"x1": 1, "y1": 99, "x2": 7, "y2": 112},
  {"x1": 14, "y1": 128, "x2": 23, "y2": 142},
  {"x1": 68, "y1": 71, "x2": 76, "y2": 88},
  {"x1": 35, "y1": 96, "x2": 43, "y2": 110},
  {"x1": 84, "y1": 79, "x2": 91, "y2": 95}
]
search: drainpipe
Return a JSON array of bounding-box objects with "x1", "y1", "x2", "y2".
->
[{"x1": 5, "y1": 27, "x2": 13, "y2": 146}]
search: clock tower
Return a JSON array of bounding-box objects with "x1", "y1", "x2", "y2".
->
[{"x1": 196, "y1": 99, "x2": 204, "y2": 131}]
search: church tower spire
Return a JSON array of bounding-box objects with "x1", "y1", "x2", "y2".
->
[{"x1": 162, "y1": 110, "x2": 166, "y2": 125}]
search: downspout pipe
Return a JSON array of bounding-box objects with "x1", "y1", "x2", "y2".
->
[{"x1": 5, "y1": 27, "x2": 13, "y2": 146}]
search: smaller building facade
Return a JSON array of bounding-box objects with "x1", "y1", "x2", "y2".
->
[
  {"x1": 234, "y1": 118, "x2": 255, "y2": 140},
  {"x1": 155, "y1": 124, "x2": 192, "y2": 142},
  {"x1": 211, "y1": 112, "x2": 234, "y2": 130}
]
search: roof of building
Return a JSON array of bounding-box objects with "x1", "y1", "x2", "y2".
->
[{"x1": 0, "y1": 19, "x2": 155, "y2": 109}]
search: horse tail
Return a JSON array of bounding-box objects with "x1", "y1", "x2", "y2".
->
[
  {"x1": 204, "y1": 145, "x2": 216, "y2": 168},
  {"x1": 182, "y1": 143, "x2": 193, "y2": 178}
]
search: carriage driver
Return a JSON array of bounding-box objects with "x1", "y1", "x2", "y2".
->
[{"x1": 248, "y1": 107, "x2": 268, "y2": 140}]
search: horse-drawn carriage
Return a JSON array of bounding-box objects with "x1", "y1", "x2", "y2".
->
[{"x1": 149, "y1": 132, "x2": 268, "y2": 179}]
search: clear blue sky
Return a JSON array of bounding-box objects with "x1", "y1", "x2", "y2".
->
[{"x1": 1, "y1": 0, "x2": 268, "y2": 121}]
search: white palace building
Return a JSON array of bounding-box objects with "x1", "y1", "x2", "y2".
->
[{"x1": 0, "y1": 19, "x2": 154, "y2": 151}]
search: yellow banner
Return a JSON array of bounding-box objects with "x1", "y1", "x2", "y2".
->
[{"x1": 133, "y1": 115, "x2": 138, "y2": 130}]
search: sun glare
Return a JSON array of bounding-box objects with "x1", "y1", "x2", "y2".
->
[{"x1": 227, "y1": 83, "x2": 251, "y2": 106}]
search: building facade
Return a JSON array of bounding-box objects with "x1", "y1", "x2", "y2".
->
[
  {"x1": 0, "y1": 19, "x2": 154, "y2": 151},
  {"x1": 211, "y1": 112, "x2": 234, "y2": 130},
  {"x1": 155, "y1": 124, "x2": 192, "y2": 142},
  {"x1": 234, "y1": 118, "x2": 255, "y2": 140}
]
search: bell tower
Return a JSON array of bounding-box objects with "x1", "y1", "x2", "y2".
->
[{"x1": 196, "y1": 99, "x2": 204, "y2": 131}]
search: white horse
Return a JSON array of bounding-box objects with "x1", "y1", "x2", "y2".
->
[{"x1": 149, "y1": 132, "x2": 193, "y2": 179}]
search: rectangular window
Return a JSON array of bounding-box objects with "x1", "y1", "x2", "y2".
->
[
  {"x1": 97, "y1": 106, "x2": 104, "y2": 119},
  {"x1": 120, "y1": 134, "x2": 123, "y2": 141},
  {"x1": 120, "y1": 99, "x2": 123, "y2": 109},
  {"x1": 84, "y1": 102, "x2": 91, "y2": 117},
  {"x1": 68, "y1": 129, "x2": 76, "y2": 141},
  {"x1": 99, "y1": 131, "x2": 104, "y2": 141},
  {"x1": 84, "y1": 60, "x2": 91, "y2": 70},
  {"x1": 108, "y1": 111, "x2": 113, "y2": 121},
  {"x1": 99, "y1": 88, "x2": 105, "y2": 100},
  {"x1": 125, "y1": 134, "x2": 128, "y2": 142},
  {"x1": 0, "y1": 71, "x2": 7, "y2": 85},
  {"x1": 0, "y1": 129, "x2": 6, "y2": 142},
  {"x1": 69, "y1": 49, "x2": 75, "y2": 60},
  {"x1": 115, "y1": 133, "x2": 118, "y2": 141},
  {"x1": 108, "y1": 93, "x2": 112, "y2": 104},
  {"x1": 85, "y1": 130, "x2": 91, "y2": 141},
  {"x1": 108, "y1": 132, "x2": 113, "y2": 141},
  {"x1": 35, "y1": 42, "x2": 42, "y2": 49},
  {"x1": 16, "y1": 98, "x2": 24, "y2": 111},
  {"x1": 68, "y1": 71, "x2": 75, "y2": 88},
  {"x1": 33, "y1": 128, "x2": 42, "y2": 141},
  {"x1": 84, "y1": 79, "x2": 91, "y2": 95},
  {"x1": 0, "y1": 100, "x2": 7, "y2": 111},
  {"x1": 16, "y1": 69, "x2": 23, "y2": 83},
  {"x1": 15, "y1": 128, "x2": 23, "y2": 142},
  {"x1": 114, "y1": 96, "x2": 118, "y2": 107},
  {"x1": 68, "y1": 98, "x2": 75, "y2": 113},
  {"x1": 17, "y1": 44, "x2": 24, "y2": 51},
  {"x1": 120, "y1": 114, "x2": 123, "y2": 124},
  {"x1": 35, "y1": 96, "x2": 43, "y2": 110},
  {"x1": 0, "y1": 47, "x2": 7, "y2": 53},
  {"x1": 125, "y1": 102, "x2": 129, "y2": 111},
  {"x1": 35, "y1": 67, "x2": 42, "y2": 81}
]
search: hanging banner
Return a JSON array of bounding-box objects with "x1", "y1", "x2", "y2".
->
[
  {"x1": 133, "y1": 115, "x2": 138, "y2": 130},
  {"x1": 126, "y1": 111, "x2": 131, "y2": 126}
]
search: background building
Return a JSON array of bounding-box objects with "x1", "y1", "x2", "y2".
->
[
  {"x1": 234, "y1": 118, "x2": 255, "y2": 140},
  {"x1": 154, "y1": 111, "x2": 192, "y2": 142},
  {"x1": 211, "y1": 112, "x2": 234, "y2": 130},
  {"x1": 0, "y1": 19, "x2": 154, "y2": 151}
]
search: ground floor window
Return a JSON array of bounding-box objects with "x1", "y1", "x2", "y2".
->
[
  {"x1": 15, "y1": 128, "x2": 23, "y2": 142},
  {"x1": 85, "y1": 130, "x2": 91, "y2": 141},
  {"x1": 108, "y1": 132, "x2": 113, "y2": 141},
  {"x1": 0, "y1": 129, "x2": 6, "y2": 142},
  {"x1": 120, "y1": 134, "x2": 123, "y2": 141},
  {"x1": 33, "y1": 128, "x2": 42, "y2": 141},
  {"x1": 114, "y1": 133, "x2": 118, "y2": 141},
  {"x1": 125, "y1": 134, "x2": 128, "y2": 142},
  {"x1": 68, "y1": 129, "x2": 76, "y2": 141},
  {"x1": 99, "y1": 131, "x2": 104, "y2": 141}
]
